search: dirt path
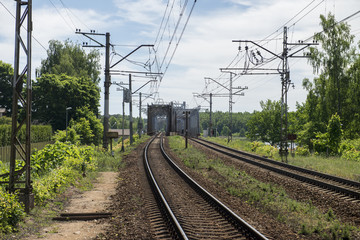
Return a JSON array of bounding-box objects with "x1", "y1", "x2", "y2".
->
[{"x1": 29, "y1": 172, "x2": 118, "y2": 240}]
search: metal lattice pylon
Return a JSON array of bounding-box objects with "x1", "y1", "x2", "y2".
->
[{"x1": 10, "y1": 0, "x2": 33, "y2": 212}]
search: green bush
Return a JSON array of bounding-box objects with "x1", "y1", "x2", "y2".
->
[
  {"x1": 339, "y1": 139, "x2": 360, "y2": 162},
  {"x1": 0, "y1": 141, "x2": 97, "y2": 233},
  {"x1": 31, "y1": 141, "x2": 95, "y2": 177},
  {"x1": 251, "y1": 141, "x2": 262, "y2": 152},
  {"x1": 0, "y1": 124, "x2": 53, "y2": 147},
  {"x1": 0, "y1": 189, "x2": 25, "y2": 233},
  {"x1": 296, "y1": 146, "x2": 310, "y2": 156},
  {"x1": 257, "y1": 144, "x2": 278, "y2": 158},
  {"x1": 341, "y1": 149, "x2": 360, "y2": 162},
  {"x1": 52, "y1": 128, "x2": 80, "y2": 144},
  {"x1": 31, "y1": 141, "x2": 96, "y2": 204}
]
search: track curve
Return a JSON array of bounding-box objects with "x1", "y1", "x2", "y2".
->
[{"x1": 144, "y1": 134, "x2": 268, "y2": 240}]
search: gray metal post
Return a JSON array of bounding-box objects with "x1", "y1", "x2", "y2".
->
[
  {"x1": 228, "y1": 72, "x2": 233, "y2": 142},
  {"x1": 103, "y1": 32, "x2": 110, "y2": 149},
  {"x1": 209, "y1": 93, "x2": 212, "y2": 137},
  {"x1": 138, "y1": 92, "x2": 142, "y2": 138},
  {"x1": 121, "y1": 101, "x2": 125, "y2": 152},
  {"x1": 280, "y1": 27, "x2": 289, "y2": 163},
  {"x1": 185, "y1": 111, "x2": 189, "y2": 148},
  {"x1": 65, "y1": 107, "x2": 72, "y2": 141},
  {"x1": 129, "y1": 74, "x2": 133, "y2": 144}
]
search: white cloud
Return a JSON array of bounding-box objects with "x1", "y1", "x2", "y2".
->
[
  {"x1": 149, "y1": 0, "x2": 360, "y2": 113},
  {"x1": 112, "y1": 0, "x2": 167, "y2": 25}
]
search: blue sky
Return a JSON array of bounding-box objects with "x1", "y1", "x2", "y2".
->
[{"x1": 1, "y1": 0, "x2": 359, "y2": 117}]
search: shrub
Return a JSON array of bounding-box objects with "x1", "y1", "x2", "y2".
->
[
  {"x1": 0, "y1": 124, "x2": 52, "y2": 147},
  {"x1": 31, "y1": 142, "x2": 96, "y2": 204},
  {"x1": 31, "y1": 141, "x2": 95, "y2": 177},
  {"x1": 251, "y1": 141, "x2": 262, "y2": 152},
  {"x1": 296, "y1": 146, "x2": 310, "y2": 156},
  {"x1": 52, "y1": 128, "x2": 80, "y2": 144},
  {"x1": 0, "y1": 189, "x2": 25, "y2": 233},
  {"x1": 341, "y1": 149, "x2": 360, "y2": 162}
]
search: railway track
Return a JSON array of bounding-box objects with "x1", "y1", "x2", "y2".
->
[
  {"x1": 191, "y1": 137, "x2": 360, "y2": 202},
  {"x1": 144, "y1": 134, "x2": 268, "y2": 240}
]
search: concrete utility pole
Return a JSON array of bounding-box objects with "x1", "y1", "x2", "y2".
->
[
  {"x1": 229, "y1": 73, "x2": 233, "y2": 142},
  {"x1": 122, "y1": 101, "x2": 125, "y2": 151},
  {"x1": 209, "y1": 93, "x2": 212, "y2": 137},
  {"x1": 184, "y1": 111, "x2": 190, "y2": 148},
  {"x1": 2, "y1": 0, "x2": 34, "y2": 213},
  {"x1": 104, "y1": 33, "x2": 111, "y2": 149},
  {"x1": 109, "y1": 44, "x2": 154, "y2": 145},
  {"x1": 138, "y1": 92, "x2": 142, "y2": 138},
  {"x1": 75, "y1": 30, "x2": 111, "y2": 150},
  {"x1": 128, "y1": 74, "x2": 133, "y2": 144}
]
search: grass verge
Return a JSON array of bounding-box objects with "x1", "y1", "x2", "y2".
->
[
  {"x1": 204, "y1": 137, "x2": 360, "y2": 181},
  {"x1": 169, "y1": 135, "x2": 359, "y2": 239}
]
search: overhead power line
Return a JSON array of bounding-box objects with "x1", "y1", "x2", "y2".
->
[{"x1": 0, "y1": 0, "x2": 47, "y2": 51}]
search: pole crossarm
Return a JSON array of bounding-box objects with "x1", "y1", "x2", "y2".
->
[
  {"x1": 204, "y1": 77, "x2": 229, "y2": 91},
  {"x1": 110, "y1": 44, "x2": 154, "y2": 69},
  {"x1": 132, "y1": 80, "x2": 157, "y2": 94},
  {"x1": 110, "y1": 70, "x2": 163, "y2": 76},
  {"x1": 75, "y1": 30, "x2": 106, "y2": 47},
  {"x1": 232, "y1": 40, "x2": 283, "y2": 60}
]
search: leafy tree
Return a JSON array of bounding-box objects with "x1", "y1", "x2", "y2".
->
[
  {"x1": 296, "y1": 13, "x2": 359, "y2": 149},
  {"x1": 308, "y1": 13, "x2": 355, "y2": 124},
  {"x1": 32, "y1": 74, "x2": 100, "y2": 131},
  {"x1": 52, "y1": 128, "x2": 80, "y2": 144},
  {"x1": 343, "y1": 47, "x2": 360, "y2": 138},
  {"x1": 0, "y1": 61, "x2": 14, "y2": 114},
  {"x1": 70, "y1": 117, "x2": 94, "y2": 145},
  {"x1": 221, "y1": 125, "x2": 230, "y2": 136},
  {"x1": 109, "y1": 116, "x2": 118, "y2": 129},
  {"x1": 246, "y1": 100, "x2": 282, "y2": 146},
  {"x1": 38, "y1": 40, "x2": 101, "y2": 84},
  {"x1": 327, "y1": 113, "x2": 342, "y2": 154},
  {"x1": 73, "y1": 106, "x2": 103, "y2": 146}
]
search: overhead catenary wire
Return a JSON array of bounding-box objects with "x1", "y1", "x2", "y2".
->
[
  {"x1": 197, "y1": 0, "x2": 328, "y2": 110},
  {"x1": 57, "y1": 0, "x2": 91, "y2": 32},
  {"x1": 0, "y1": 0, "x2": 47, "y2": 51}
]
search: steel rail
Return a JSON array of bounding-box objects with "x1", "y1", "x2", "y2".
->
[
  {"x1": 192, "y1": 138, "x2": 360, "y2": 200},
  {"x1": 144, "y1": 135, "x2": 188, "y2": 240},
  {"x1": 160, "y1": 136, "x2": 268, "y2": 240}
]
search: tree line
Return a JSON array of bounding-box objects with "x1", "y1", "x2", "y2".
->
[
  {"x1": 235, "y1": 13, "x2": 360, "y2": 156},
  {"x1": 0, "y1": 40, "x2": 103, "y2": 145}
]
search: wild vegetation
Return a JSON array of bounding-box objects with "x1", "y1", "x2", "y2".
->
[
  {"x1": 169, "y1": 135, "x2": 359, "y2": 239},
  {"x1": 0, "y1": 129, "x2": 148, "y2": 236}
]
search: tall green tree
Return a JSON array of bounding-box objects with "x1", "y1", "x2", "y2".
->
[
  {"x1": 246, "y1": 100, "x2": 282, "y2": 146},
  {"x1": 343, "y1": 46, "x2": 360, "y2": 138},
  {"x1": 308, "y1": 13, "x2": 355, "y2": 122},
  {"x1": 0, "y1": 61, "x2": 14, "y2": 114},
  {"x1": 32, "y1": 74, "x2": 100, "y2": 131},
  {"x1": 39, "y1": 40, "x2": 101, "y2": 84}
]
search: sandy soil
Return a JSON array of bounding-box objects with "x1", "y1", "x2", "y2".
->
[{"x1": 28, "y1": 172, "x2": 118, "y2": 240}]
